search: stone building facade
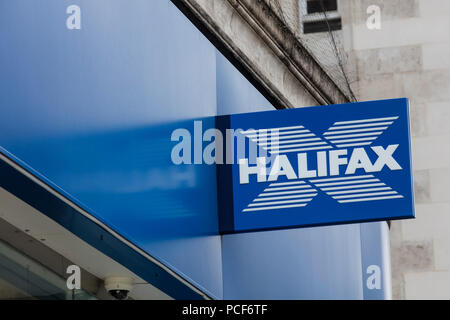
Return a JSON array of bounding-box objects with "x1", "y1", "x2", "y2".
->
[{"x1": 342, "y1": 0, "x2": 450, "y2": 299}]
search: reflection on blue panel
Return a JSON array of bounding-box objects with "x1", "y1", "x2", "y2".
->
[{"x1": 10, "y1": 120, "x2": 219, "y2": 240}]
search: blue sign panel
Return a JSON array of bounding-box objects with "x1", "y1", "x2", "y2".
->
[{"x1": 217, "y1": 98, "x2": 415, "y2": 234}]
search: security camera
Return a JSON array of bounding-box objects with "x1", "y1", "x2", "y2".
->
[{"x1": 104, "y1": 276, "x2": 134, "y2": 300}]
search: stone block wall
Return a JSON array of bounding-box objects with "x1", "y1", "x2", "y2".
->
[{"x1": 344, "y1": 0, "x2": 450, "y2": 299}]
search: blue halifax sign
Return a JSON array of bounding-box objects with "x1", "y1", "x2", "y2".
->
[{"x1": 216, "y1": 98, "x2": 415, "y2": 234}]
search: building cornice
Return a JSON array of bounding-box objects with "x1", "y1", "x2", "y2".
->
[{"x1": 172, "y1": 0, "x2": 351, "y2": 108}]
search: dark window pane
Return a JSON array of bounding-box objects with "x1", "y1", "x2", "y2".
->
[
  {"x1": 306, "y1": 0, "x2": 338, "y2": 14},
  {"x1": 303, "y1": 17, "x2": 341, "y2": 34}
]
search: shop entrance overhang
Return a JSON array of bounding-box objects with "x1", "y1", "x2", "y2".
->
[{"x1": 0, "y1": 151, "x2": 207, "y2": 300}]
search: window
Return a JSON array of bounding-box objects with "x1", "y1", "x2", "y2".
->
[
  {"x1": 306, "y1": 0, "x2": 338, "y2": 14},
  {"x1": 300, "y1": 0, "x2": 342, "y2": 34}
]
